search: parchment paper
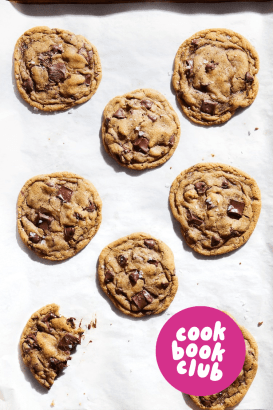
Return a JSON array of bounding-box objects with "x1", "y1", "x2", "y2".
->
[{"x1": 0, "y1": 1, "x2": 272, "y2": 409}]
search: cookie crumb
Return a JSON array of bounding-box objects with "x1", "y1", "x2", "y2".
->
[
  {"x1": 50, "y1": 401, "x2": 55, "y2": 407},
  {"x1": 258, "y1": 321, "x2": 263, "y2": 327},
  {"x1": 170, "y1": 167, "x2": 172, "y2": 169},
  {"x1": 88, "y1": 314, "x2": 97, "y2": 329},
  {"x1": 88, "y1": 324, "x2": 91, "y2": 330},
  {"x1": 254, "y1": 127, "x2": 259, "y2": 131},
  {"x1": 239, "y1": 262, "x2": 241, "y2": 265},
  {"x1": 211, "y1": 154, "x2": 215, "y2": 157}
]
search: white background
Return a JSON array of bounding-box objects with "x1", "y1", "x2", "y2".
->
[{"x1": 0, "y1": 1, "x2": 272, "y2": 409}]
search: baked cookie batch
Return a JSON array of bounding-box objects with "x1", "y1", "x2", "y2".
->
[{"x1": 16, "y1": 26, "x2": 261, "y2": 405}]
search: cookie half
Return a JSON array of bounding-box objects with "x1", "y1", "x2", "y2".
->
[
  {"x1": 20, "y1": 304, "x2": 84, "y2": 389},
  {"x1": 98, "y1": 233, "x2": 178, "y2": 317},
  {"x1": 173, "y1": 28, "x2": 259, "y2": 125},
  {"x1": 17, "y1": 172, "x2": 102, "y2": 261},
  {"x1": 14, "y1": 26, "x2": 102, "y2": 111},
  {"x1": 190, "y1": 313, "x2": 258, "y2": 409},
  {"x1": 102, "y1": 89, "x2": 180, "y2": 170},
  {"x1": 169, "y1": 163, "x2": 261, "y2": 256}
]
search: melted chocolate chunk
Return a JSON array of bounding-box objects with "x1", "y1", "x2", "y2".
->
[
  {"x1": 129, "y1": 270, "x2": 139, "y2": 285},
  {"x1": 105, "y1": 270, "x2": 114, "y2": 283},
  {"x1": 118, "y1": 255, "x2": 127, "y2": 267},
  {"x1": 141, "y1": 100, "x2": 153, "y2": 110},
  {"x1": 191, "y1": 39, "x2": 199, "y2": 47},
  {"x1": 131, "y1": 290, "x2": 153, "y2": 310},
  {"x1": 147, "y1": 258, "x2": 158, "y2": 267},
  {"x1": 222, "y1": 179, "x2": 229, "y2": 189},
  {"x1": 148, "y1": 114, "x2": 157, "y2": 122},
  {"x1": 211, "y1": 236, "x2": 220, "y2": 247},
  {"x1": 66, "y1": 317, "x2": 76, "y2": 328},
  {"x1": 205, "y1": 198, "x2": 215, "y2": 210},
  {"x1": 227, "y1": 200, "x2": 245, "y2": 219},
  {"x1": 144, "y1": 239, "x2": 155, "y2": 249},
  {"x1": 39, "y1": 52, "x2": 52, "y2": 68},
  {"x1": 58, "y1": 334, "x2": 80, "y2": 351},
  {"x1": 64, "y1": 227, "x2": 75, "y2": 242},
  {"x1": 185, "y1": 59, "x2": 193, "y2": 76},
  {"x1": 42, "y1": 312, "x2": 58, "y2": 323},
  {"x1": 57, "y1": 186, "x2": 73, "y2": 202},
  {"x1": 201, "y1": 100, "x2": 217, "y2": 115},
  {"x1": 200, "y1": 397, "x2": 212, "y2": 407},
  {"x1": 25, "y1": 334, "x2": 40, "y2": 350},
  {"x1": 161, "y1": 282, "x2": 169, "y2": 289},
  {"x1": 187, "y1": 210, "x2": 203, "y2": 226},
  {"x1": 122, "y1": 145, "x2": 131, "y2": 154},
  {"x1": 85, "y1": 202, "x2": 96, "y2": 212},
  {"x1": 143, "y1": 290, "x2": 154, "y2": 303},
  {"x1": 205, "y1": 62, "x2": 218, "y2": 72},
  {"x1": 133, "y1": 137, "x2": 149, "y2": 154},
  {"x1": 87, "y1": 50, "x2": 93, "y2": 63},
  {"x1": 51, "y1": 44, "x2": 64, "y2": 54},
  {"x1": 48, "y1": 63, "x2": 66, "y2": 83},
  {"x1": 194, "y1": 181, "x2": 207, "y2": 194},
  {"x1": 75, "y1": 212, "x2": 84, "y2": 221},
  {"x1": 105, "y1": 118, "x2": 110, "y2": 128},
  {"x1": 169, "y1": 135, "x2": 175, "y2": 147},
  {"x1": 49, "y1": 357, "x2": 67, "y2": 373},
  {"x1": 85, "y1": 74, "x2": 91, "y2": 86},
  {"x1": 29, "y1": 232, "x2": 40, "y2": 244},
  {"x1": 113, "y1": 109, "x2": 126, "y2": 119},
  {"x1": 245, "y1": 72, "x2": 254, "y2": 83},
  {"x1": 23, "y1": 78, "x2": 34, "y2": 94},
  {"x1": 230, "y1": 228, "x2": 240, "y2": 237},
  {"x1": 36, "y1": 212, "x2": 53, "y2": 231}
]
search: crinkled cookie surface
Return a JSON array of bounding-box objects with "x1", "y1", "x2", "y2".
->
[
  {"x1": 190, "y1": 314, "x2": 258, "y2": 410},
  {"x1": 98, "y1": 233, "x2": 178, "y2": 317},
  {"x1": 169, "y1": 163, "x2": 261, "y2": 256},
  {"x1": 102, "y1": 89, "x2": 180, "y2": 170},
  {"x1": 173, "y1": 28, "x2": 259, "y2": 125},
  {"x1": 20, "y1": 304, "x2": 84, "y2": 389},
  {"x1": 14, "y1": 26, "x2": 102, "y2": 111},
  {"x1": 17, "y1": 172, "x2": 102, "y2": 261}
]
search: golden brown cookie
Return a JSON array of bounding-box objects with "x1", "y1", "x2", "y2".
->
[
  {"x1": 14, "y1": 26, "x2": 102, "y2": 111},
  {"x1": 169, "y1": 163, "x2": 261, "y2": 256},
  {"x1": 17, "y1": 172, "x2": 102, "y2": 261},
  {"x1": 102, "y1": 89, "x2": 180, "y2": 170},
  {"x1": 98, "y1": 233, "x2": 178, "y2": 317},
  {"x1": 172, "y1": 28, "x2": 259, "y2": 125},
  {"x1": 20, "y1": 304, "x2": 84, "y2": 389},
  {"x1": 190, "y1": 313, "x2": 258, "y2": 410}
]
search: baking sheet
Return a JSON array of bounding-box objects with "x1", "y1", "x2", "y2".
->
[{"x1": 0, "y1": 1, "x2": 273, "y2": 409}]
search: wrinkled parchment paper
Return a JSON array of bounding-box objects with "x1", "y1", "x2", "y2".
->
[{"x1": 0, "y1": 1, "x2": 272, "y2": 409}]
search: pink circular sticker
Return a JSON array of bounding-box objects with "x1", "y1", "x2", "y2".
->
[{"x1": 156, "y1": 307, "x2": 245, "y2": 396}]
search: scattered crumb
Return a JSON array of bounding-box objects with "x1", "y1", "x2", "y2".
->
[
  {"x1": 88, "y1": 340, "x2": 92, "y2": 344},
  {"x1": 68, "y1": 112, "x2": 72, "y2": 114},
  {"x1": 128, "y1": 340, "x2": 130, "y2": 342},
  {"x1": 63, "y1": 142, "x2": 65, "y2": 144},
  {"x1": 170, "y1": 167, "x2": 172, "y2": 169},
  {"x1": 197, "y1": 283, "x2": 199, "y2": 285},
  {"x1": 50, "y1": 401, "x2": 55, "y2": 407},
  {"x1": 88, "y1": 324, "x2": 91, "y2": 330},
  {"x1": 239, "y1": 263, "x2": 241, "y2": 265},
  {"x1": 79, "y1": 318, "x2": 83, "y2": 328},
  {"x1": 48, "y1": 138, "x2": 50, "y2": 140},
  {"x1": 211, "y1": 154, "x2": 215, "y2": 157},
  {"x1": 110, "y1": 324, "x2": 112, "y2": 326},
  {"x1": 258, "y1": 321, "x2": 263, "y2": 327},
  {"x1": 84, "y1": 393, "x2": 85, "y2": 395},
  {"x1": 248, "y1": 131, "x2": 251, "y2": 136},
  {"x1": 88, "y1": 314, "x2": 97, "y2": 329},
  {"x1": 254, "y1": 127, "x2": 259, "y2": 131}
]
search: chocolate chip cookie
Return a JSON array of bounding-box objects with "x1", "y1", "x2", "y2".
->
[
  {"x1": 17, "y1": 172, "x2": 102, "y2": 261},
  {"x1": 98, "y1": 233, "x2": 178, "y2": 317},
  {"x1": 190, "y1": 313, "x2": 258, "y2": 409},
  {"x1": 14, "y1": 26, "x2": 102, "y2": 111},
  {"x1": 20, "y1": 304, "x2": 84, "y2": 389},
  {"x1": 173, "y1": 28, "x2": 259, "y2": 125},
  {"x1": 169, "y1": 163, "x2": 261, "y2": 256},
  {"x1": 102, "y1": 89, "x2": 180, "y2": 170}
]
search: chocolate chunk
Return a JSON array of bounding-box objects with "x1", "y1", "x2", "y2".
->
[
  {"x1": 205, "y1": 198, "x2": 214, "y2": 210},
  {"x1": 23, "y1": 78, "x2": 34, "y2": 94},
  {"x1": 222, "y1": 180, "x2": 229, "y2": 189},
  {"x1": 122, "y1": 145, "x2": 131, "y2": 154},
  {"x1": 51, "y1": 44, "x2": 64, "y2": 54},
  {"x1": 205, "y1": 63, "x2": 218, "y2": 72},
  {"x1": 105, "y1": 270, "x2": 114, "y2": 283},
  {"x1": 49, "y1": 357, "x2": 67, "y2": 373},
  {"x1": 87, "y1": 50, "x2": 93, "y2": 63},
  {"x1": 25, "y1": 334, "x2": 40, "y2": 350},
  {"x1": 161, "y1": 282, "x2": 169, "y2": 289},
  {"x1": 132, "y1": 291, "x2": 148, "y2": 310},
  {"x1": 58, "y1": 334, "x2": 80, "y2": 351},
  {"x1": 48, "y1": 63, "x2": 66, "y2": 83},
  {"x1": 201, "y1": 100, "x2": 217, "y2": 115},
  {"x1": 133, "y1": 137, "x2": 149, "y2": 154},
  {"x1": 116, "y1": 288, "x2": 126, "y2": 296},
  {"x1": 187, "y1": 210, "x2": 203, "y2": 226},
  {"x1": 38, "y1": 52, "x2": 52, "y2": 68},
  {"x1": 227, "y1": 200, "x2": 245, "y2": 219},
  {"x1": 36, "y1": 212, "x2": 53, "y2": 231},
  {"x1": 85, "y1": 74, "x2": 91, "y2": 86},
  {"x1": 169, "y1": 135, "x2": 175, "y2": 147},
  {"x1": 129, "y1": 270, "x2": 139, "y2": 285},
  {"x1": 143, "y1": 290, "x2": 154, "y2": 304},
  {"x1": 147, "y1": 258, "x2": 158, "y2": 267},
  {"x1": 75, "y1": 212, "x2": 84, "y2": 220},
  {"x1": 57, "y1": 186, "x2": 73, "y2": 202},
  {"x1": 29, "y1": 232, "x2": 40, "y2": 244},
  {"x1": 245, "y1": 72, "x2": 254, "y2": 83},
  {"x1": 118, "y1": 255, "x2": 127, "y2": 267},
  {"x1": 230, "y1": 228, "x2": 240, "y2": 237},
  {"x1": 144, "y1": 239, "x2": 155, "y2": 249},
  {"x1": 211, "y1": 236, "x2": 220, "y2": 247},
  {"x1": 148, "y1": 114, "x2": 157, "y2": 122},
  {"x1": 191, "y1": 39, "x2": 199, "y2": 46},
  {"x1": 200, "y1": 397, "x2": 212, "y2": 407},
  {"x1": 141, "y1": 100, "x2": 153, "y2": 110},
  {"x1": 66, "y1": 317, "x2": 76, "y2": 328},
  {"x1": 42, "y1": 312, "x2": 58, "y2": 323},
  {"x1": 105, "y1": 118, "x2": 110, "y2": 128},
  {"x1": 85, "y1": 202, "x2": 96, "y2": 212},
  {"x1": 194, "y1": 181, "x2": 207, "y2": 194},
  {"x1": 113, "y1": 109, "x2": 126, "y2": 119},
  {"x1": 64, "y1": 227, "x2": 75, "y2": 242},
  {"x1": 185, "y1": 59, "x2": 193, "y2": 76}
]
